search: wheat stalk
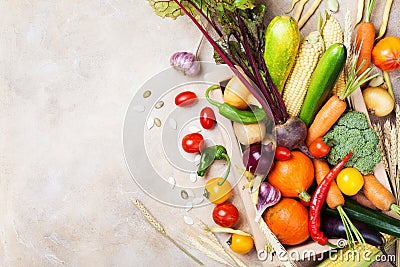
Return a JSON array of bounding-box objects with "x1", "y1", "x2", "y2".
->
[
  {"x1": 131, "y1": 198, "x2": 205, "y2": 266},
  {"x1": 185, "y1": 234, "x2": 233, "y2": 266},
  {"x1": 372, "y1": 123, "x2": 389, "y2": 173},
  {"x1": 196, "y1": 221, "x2": 247, "y2": 267}
]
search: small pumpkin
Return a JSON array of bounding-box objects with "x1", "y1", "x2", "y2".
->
[
  {"x1": 264, "y1": 198, "x2": 310, "y2": 245},
  {"x1": 267, "y1": 151, "x2": 314, "y2": 202}
]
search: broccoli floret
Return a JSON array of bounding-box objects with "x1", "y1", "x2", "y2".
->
[
  {"x1": 323, "y1": 111, "x2": 381, "y2": 175},
  {"x1": 336, "y1": 111, "x2": 369, "y2": 130}
]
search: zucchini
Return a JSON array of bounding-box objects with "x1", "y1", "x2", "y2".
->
[
  {"x1": 299, "y1": 43, "x2": 347, "y2": 126},
  {"x1": 321, "y1": 199, "x2": 400, "y2": 238},
  {"x1": 264, "y1": 16, "x2": 300, "y2": 94}
]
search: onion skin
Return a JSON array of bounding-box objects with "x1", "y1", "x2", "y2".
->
[
  {"x1": 362, "y1": 87, "x2": 394, "y2": 117},
  {"x1": 275, "y1": 116, "x2": 307, "y2": 150},
  {"x1": 255, "y1": 182, "x2": 281, "y2": 222},
  {"x1": 242, "y1": 143, "x2": 274, "y2": 175},
  {"x1": 372, "y1": 37, "x2": 400, "y2": 72}
]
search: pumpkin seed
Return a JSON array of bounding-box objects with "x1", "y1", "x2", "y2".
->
[
  {"x1": 143, "y1": 90, "x2": 151, "y2": 98},
  {"x1": 183, "y1": 215, "x2": 194, "y2": 225},
  {"x1": 146, "y1": 117, "x2": 155, "y2": 130},
  {"x1": 188, "y1": 126, "x2": 201, "y2": 133},
  {"x1": 189, "y1": 173, "x2": 197, "y2": 183},
  {"x1": 169, "y1": 118, "x2": 177, "y2": 130},
  {"x1": 155, "y1": 101, "x2": 164, "y2": 109},
  {"x1": 327, "y1": 0, "x2": 339, "y2": 13},
  {"x1": 168, "y1": 176, "x2": 176, "y2": 189},
  {"x1": 154, "y1": 118, "x2": 162, "y2": 127},
  {"x1": 132, "y1": 105, "x2": 145, "y2": 112},
  {"x1": 181, "y1": 190, "x2": 189, "y2": 199},
  {"x1": 192, "y1": 197, "x2": 204, "y2": 205},
  {"x1": 186, "y1": 189, "x2": 195, "y2": 198}
]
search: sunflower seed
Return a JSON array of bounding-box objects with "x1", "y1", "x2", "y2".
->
[
  {"x1": 169, "y1": 118, "x2": 177, "y2": 130},
  {"x1": 143, "y1": 90, "x2": 151, "y2": 98},
  {"x1": 146, "y1": 117, "x2": 155, "y2": 130},
  {"x1": 154, "y1": 118, "x2": 162, "y2": 127},
  {"x1": 167, "y1": 176, "x2": 175, "y2": 189},
  {"x1": 192, "y1": 197, "x2": 204, "y2": 205},
  {"x1": 132, "y1": 105, "x2": 145, "y2": 112},
  {"x1": 189, "y1": 173, "x2": 197, "y2": 183},
  {"x1": 327, "y1": 0, "x2": 339, "y2": 13},
  {"x1": 188, "y1": 126, "x2": 201, "y2": 133},
  {"x1": 180, "y1": 190, "x2": 189, "y2": 199},
  {"x1": 183, "y1": 215, "x2": 194, "y2": 225},
  {"x1": 185, "y1": 202, "x2": 193, "y2": 212},
  {"x1": 155, "y1": 101, "x2": 164, "y2": 109}
]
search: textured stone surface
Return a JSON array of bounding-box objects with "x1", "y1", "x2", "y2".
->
[{"x1": 1, "y1": 1, "x2": 398, "y2": 266}]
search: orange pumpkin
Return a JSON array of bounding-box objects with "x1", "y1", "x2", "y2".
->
[
  {"x1": 267, "y1": 151, "x2": 314, "y2": 202},
  {"x1": 264, "y1": 198, "x2": 309, "y2": 245}
]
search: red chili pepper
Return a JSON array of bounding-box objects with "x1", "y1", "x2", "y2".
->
[
  {"x1": 308, "y1": 152, "x2": 353, "y2": 246},
  {"x1": 274, "y1": 146, "x2": 291, "y2": 161}
]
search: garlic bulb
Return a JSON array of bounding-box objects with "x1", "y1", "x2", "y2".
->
[{"x1": 170, "y1": 52, "x2": 201, "y2": 76}]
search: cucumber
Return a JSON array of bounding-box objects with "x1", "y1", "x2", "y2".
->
[
  {"x1": 299, "y1": 43, "x2": 347, "y2": 126},
  {"x1": 321, "y1": 199, "x2": 400, "y2": 238},
  {"x1": 264, "y1": 16, "x2": 300, "y2": 94}
]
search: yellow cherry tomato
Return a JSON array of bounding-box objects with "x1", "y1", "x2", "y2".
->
[
  {"x1": 204, "y1": 178, "x2": 232, "y2": 204},
  {"x1": 228, "y1": 234, "x2": 254, "y2": 254},
  {"x1": 336, "y1": 167, "x2": 364, "y2": 196}
]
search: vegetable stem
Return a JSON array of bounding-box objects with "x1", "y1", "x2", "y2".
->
[
  {"x1": 376, "y1": 0, "x2": 393, "y2": 40},
  {"x1": 355, "y1": 0, "x2": 364, "y2": 27},
  {"x1": 365, "y1": 0, "x2": 377, "y2": 23},
  {"x1": 218, "y1": 153, "x2": 231, "y2": 186}
]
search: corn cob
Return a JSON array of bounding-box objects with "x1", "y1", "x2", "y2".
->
[
  {"x1": 282, "y1": 31, "x2": 324, "y2": 117},
  {"x1": 321, "y1": 13, "x2": 345, "y2": 96}
]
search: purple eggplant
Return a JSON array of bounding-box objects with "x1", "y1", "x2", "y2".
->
[{"x1": 321, "y1": 216, "x2": 395, "y2": 267}]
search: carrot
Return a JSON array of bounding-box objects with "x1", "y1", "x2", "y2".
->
[
  {"x1": 363, "y1": 174, "x2": 400, "y2": 216},
  {"x1": 306, "y1": 56, "x2": 378, "y2": 146},
  {"x1": 313, "y1": 158, "x2": 365, "y2": 248},
  {"x1": 306, "y1": 96, "x2": 346, "y2": 146},
  {"x1": 313, "y1": 159, "x2": 344, "y2": 209},
  {"x1": 355, "y1": 0, "x2": 376, "y2": 77}
]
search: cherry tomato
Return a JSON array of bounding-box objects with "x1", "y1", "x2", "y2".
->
[
  {"x1": 274, "y1": 146, "x2": 291, "y2": 161},
  {"x1": 204, "y1": 178, "x2": 232, "y2": 204},
  {"x1": 228, "y1": 234, "x2": 254, "y2": 254},
  {"x1": 309, "y1": 137, "x2": 331, "y2": 158},
  {"x1": 175, "y1": 91, "x2": 197, "y2": 107},
  {"x1": 336, "y1": 167, "x2": 364, "y2": 196},
  {"x1": 182, "y1": 133, "x2": 204, "y2": 153},
  {"x1": 212, "y1": 203, "x2": 239, "y2": 227},
  {"x1": 372, "y1": 36, "x2": 400, "y2": 72},
  {"x1": 200, "y1": 107, "x2": 216, "y2": 130}
]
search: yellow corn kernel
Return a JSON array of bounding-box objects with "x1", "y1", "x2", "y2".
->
[
  {"x1": 321, "y1": 13, "x2": 345, "y2": 96},
  {"x1": 282, "y1": 31, "x2": 324, "y2": 117}
]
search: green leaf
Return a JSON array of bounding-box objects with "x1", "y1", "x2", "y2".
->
[
  {"x1": 149, "y1": 0, "x2": 199, "y2": 20},
  {"x1": 234, "y1": 0, "x2": 255, "y2": 10}
]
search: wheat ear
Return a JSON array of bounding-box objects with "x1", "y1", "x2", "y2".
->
[{"x1": 131, "y1": 198, "x2": 205, "y2": 266}]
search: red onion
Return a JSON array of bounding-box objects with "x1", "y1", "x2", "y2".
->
[
  {"x1": 242, "y1": 142, "x2": 274, "y2": 175},
  {"x1": 255, "y1": 182, "x2": 281, "y2": 222}
]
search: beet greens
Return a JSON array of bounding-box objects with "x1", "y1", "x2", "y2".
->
[{"x1": 151, "y1": 0, "x2": 288, "y2": 124}]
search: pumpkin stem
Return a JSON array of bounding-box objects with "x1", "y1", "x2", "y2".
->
[{"x1": 299, "y1": 191, "x2": 311, "y2": 202}]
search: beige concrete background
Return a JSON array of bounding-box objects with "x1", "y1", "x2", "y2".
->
[{"x1": 1, "y1": 0, "x2": 399, "y2": 266}]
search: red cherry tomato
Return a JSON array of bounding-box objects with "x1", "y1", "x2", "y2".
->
[
  {"x1": 181, "y1": 133, "x2": 204, "y2": 153},
  {"x1": 212, "y1": 202, "x2": 239, "y2": 228},
  {"x1": 309, "y1": 137, "x2": 331, "y2": 158},
  {"x1": 274, "y1": 146, "x2": 291, "y2": 161},
  {"x1": 175, "y1": 91, "x2": 197, "y2": 107},
  {"x1": 200, "y1": 107, "x2": 216, "y2": 130}
]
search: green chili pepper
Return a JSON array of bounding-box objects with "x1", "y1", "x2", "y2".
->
[
  {"x1": 197, "y1": 145, "x2": 231, "y2": 186},
  {"x1": 205, "y1": 85, "x2": 266, "y2": 124}
]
